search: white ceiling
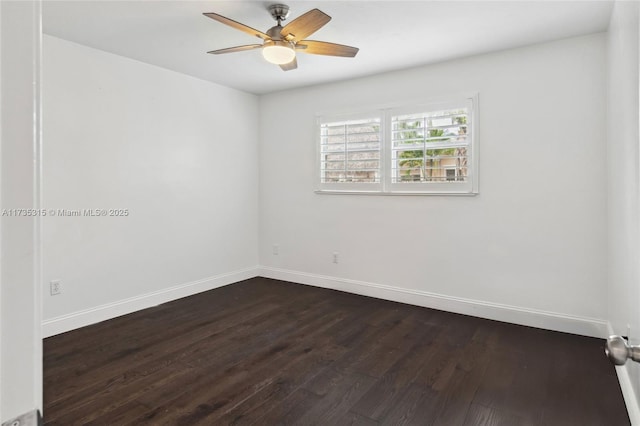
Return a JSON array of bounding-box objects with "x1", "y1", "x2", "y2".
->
[{"x1": 43, "y1": 1, "x2": 614, "y2": 95}]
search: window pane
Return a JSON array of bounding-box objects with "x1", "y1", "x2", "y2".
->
[
  {"x1": 320, "y1": 117, "x2": 381, "y2": 183},
  {"x1": 391, "y1": 107, "x2": 469, "y2": 183}
]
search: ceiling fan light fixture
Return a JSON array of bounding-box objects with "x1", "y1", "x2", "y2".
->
[
  {"x1": 262, "y1": 41, "x2": 296, "y2": 65},
  {"x1": 204, "y1": 7, "x2": 358, "y2": 71}
]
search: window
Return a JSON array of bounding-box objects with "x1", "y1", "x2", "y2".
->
[
  {"x1": 446, "y1": 168, "x2": 457, "y2": 181},
  {"x1": 318, "y1": 112, "x2": 383, "y2": 192},
  {"x1": 316, "y1": 95, "x2": 478, "y2": 195},
  {"x1": 320, "y1": 118, "x2": 380, "y2": 184}
]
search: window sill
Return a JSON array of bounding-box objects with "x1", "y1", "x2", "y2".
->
[{"x1": 314, "y1": 189, "x2": 479, "y2": 196}]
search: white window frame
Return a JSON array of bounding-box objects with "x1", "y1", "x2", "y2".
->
[{"x1": 315, "y1": 94, "x2": 479, "y2": 195}]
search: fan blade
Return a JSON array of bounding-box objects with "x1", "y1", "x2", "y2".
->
[
  {"x1": 296, "y1": 40, "x2": 359, "y2": 57},
  {"x1": 207, "y1": 44, "x2": 262, "y2": 55},
  {"x1": 203, "y1": 12, "x2": 270, "y2": 40},
  {"x1": 280, "y1": 57, "x2": 298, "y2": 71},
  {"x1": 281, "y1": 9, "x2": 331, "y2": 41}
]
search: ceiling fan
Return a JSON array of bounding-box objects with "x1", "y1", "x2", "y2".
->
[{"x1": 203, "y1": 4, "x2": 359, "y2": 71}]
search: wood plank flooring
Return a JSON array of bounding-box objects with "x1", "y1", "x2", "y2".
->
[{"x1": 43, "y1": 277, "x2": 629, "y2": 425}]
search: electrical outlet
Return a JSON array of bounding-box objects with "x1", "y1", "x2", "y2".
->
[
  {"x1": 333, "y1": 252, "x2": 339, "y2": 264},
  {"x1": 50, "y1": 280, "x2": 62, "y2": 296},
  {"x1": 272, "y1": 244, "x2": 279, "y2": 255}
]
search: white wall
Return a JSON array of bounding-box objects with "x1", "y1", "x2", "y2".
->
[
  {"x1": 1, "y1": 1, "x2": 42, "y2": 421},
  {"x1": 607, "y1": 0, "x2": 640, "y2": 420},
  {"x1": 259, "y1": 34, "x2": 608, "y2": 335},
  {"x1": 42, "y1": 36, "x2": 259, "y2": 331}
]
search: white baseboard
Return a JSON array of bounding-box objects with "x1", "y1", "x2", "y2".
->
[
  {"x1": 41, "y1": 266, "x2": 260, "y2": 338},
  {"x1": 259, "y1": 266, "x2": 609, "y2": 339},
  {"x1": 43, "y1": 265, "x2": 610, "y2": 340},
  {"x1": 607, "y1": 323, "x2": 640, "y2": 425}
]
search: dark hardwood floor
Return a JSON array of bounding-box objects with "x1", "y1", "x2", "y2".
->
[{"x1": 43, "y1": 277, "x2": 629, "y2": 425}]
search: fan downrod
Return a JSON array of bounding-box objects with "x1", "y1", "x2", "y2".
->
[{"x1": 268, "y1": 4, "x2": 290, "y2": 24}]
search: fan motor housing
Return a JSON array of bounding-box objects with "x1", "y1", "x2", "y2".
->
[{"x1": 266, "y1": 26, "x2": 285, "y2": 41}]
